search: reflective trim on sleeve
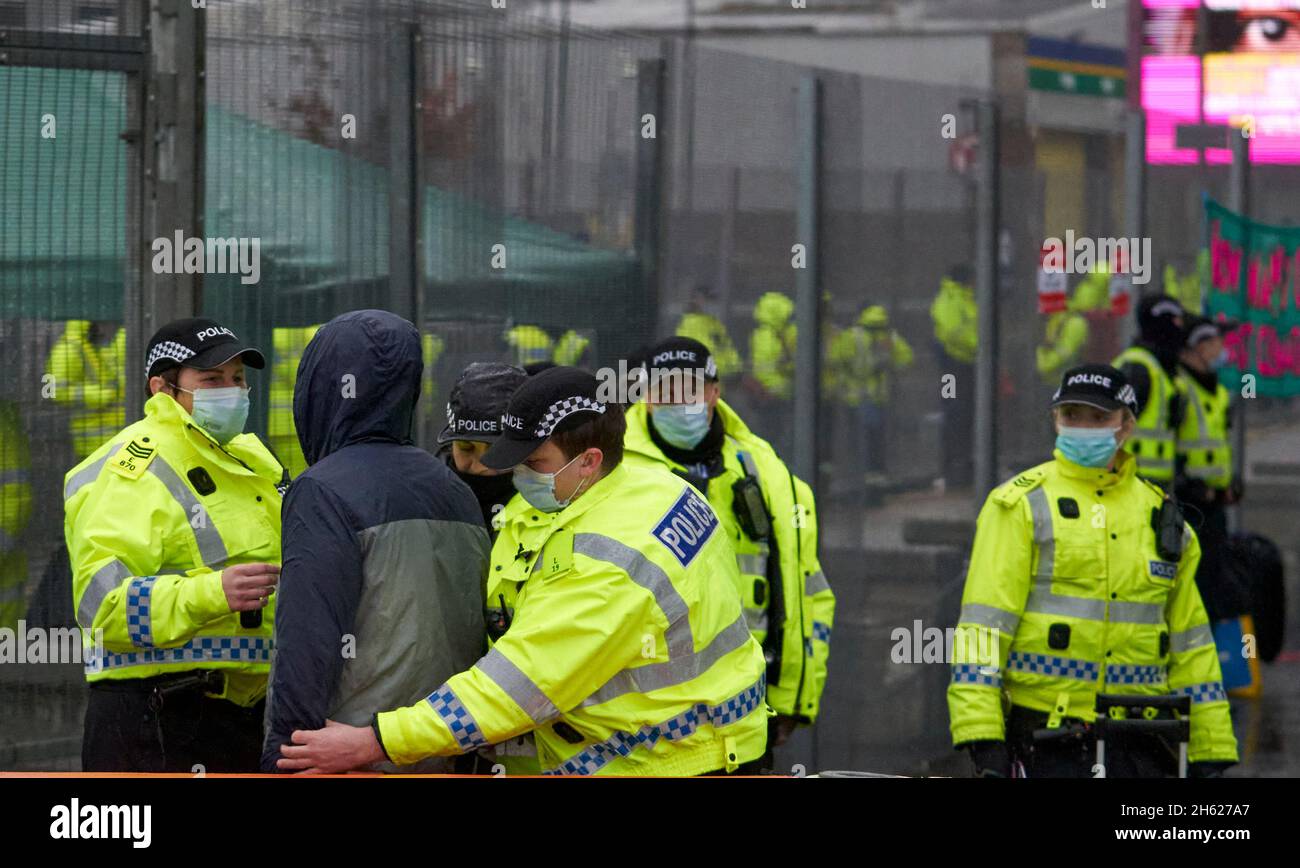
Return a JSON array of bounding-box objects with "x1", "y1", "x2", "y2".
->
[
  {"x1": 959, "y1": 602, "x2": 1020, "y2": 636},
  {"x1": 1105, "y1": 664, "x2": 1166, "y2": 685},
  {"x1": 148, "y1": 456, "x2": 229, "y2": 568},
  {"x1": 125, "y1": 575, "x2": 159, "y2": 648},
  {"x1": 76, "y1": 559, "x2": 131, "y2": 629},
  {"x1": 951, "y1": 663, "x2": 1002, "y2": 687},
  {"x1": 64, "y1": 452, "x2": 112, "y2": 501},
  {"x1": 573, "y1": 533, "x2": 694, "y2": 658},
  {"x1": 805, "y1": 569, "x2": 830, "y2": 595},
  {"x1": 1174, "y1": 681, "x2": 1228, "y2": 704},
  {"x1": 1024, "y1": 588, "x2": 1106, "y2": 621},
  {"x1": 812, "y1": 621, "x2": 831, "y2": 644},
  {"x1": 1006, "y1": 651, "x2": 1099, "y2": 681},
  {"x1": 1108, "y1": 600, "x2": 1165, "y2": 625},
  {"x1": 737, "y1": 553, "x2": 767, "y2": 577},
  {"x1": 0, "y1": 468, "x2": 31, "y2": 486},
  {"x1": 580, "y1": 613, "x2": 752, "y2": 710},
  {"x1": 475, "y1": 647, "x2": 561, "y2": 725},
  {"x1": 425, "y1": 684, "x2": 489, "y2": 753},
  {"x1": 84, "y1": 635, "x2": 272, "y2": 675},
  {"x1": 1026, "y1": 488, "x2": 1055, "y2": 580},
  {"x1": 544, "y1": 675, "x2": 766, "y2": 776},
  {"x1": 1170, "y1": 623, "x2": 1215, "y2": 654},
  {"x1": 743, "y1": 607, "x2": 768, "y2": 634}
]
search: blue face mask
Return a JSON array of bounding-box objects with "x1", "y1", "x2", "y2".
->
[
  {"x1": 1056, "y1": 425, "x2": 1120, "y2": 468},
  {"x1": 650, "y1": 403, "x2": 711, "y2": 449},
  {"x1": 1210, "y1": 349, "x2": 1229, "y2": 371},
  {"x1": 512, "y1": 453, "x2": 587, "y2": 513}
]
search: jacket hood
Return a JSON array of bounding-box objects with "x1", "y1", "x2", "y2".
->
[{"x1": 294, "y1": 309, "x2": 423, "y2": 467}]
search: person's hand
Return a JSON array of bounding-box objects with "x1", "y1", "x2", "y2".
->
[
  {"x1": 770, "y1": 715, "x2": 799, "y2": 748},
  {"x1": 277, "y1": 720, "x2": 385, "y2": 774},
  {"x1": 221, "y1": 563, "x2": 280, "y2": 613},
  {"x1": 965, "y1": 740, "x2": 1011, "y2": 778}
]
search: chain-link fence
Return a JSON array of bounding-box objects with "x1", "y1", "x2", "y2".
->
[{"x1": 2, "y1": 0, "x2": 1295, "y2": 775}]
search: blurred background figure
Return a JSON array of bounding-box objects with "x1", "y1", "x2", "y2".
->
[
  {"x1": 43, "y1": 320, "x2": 125, "y2": 462},
  {"x1": 0, "y1": 400, "x2": 32, "y2": 630},
  {"x1": 676, "y1": 283, "x2": 743, "y2": 382},
  {"x1": 930, "y1": 266, "x2": 977, "y2": 489}
]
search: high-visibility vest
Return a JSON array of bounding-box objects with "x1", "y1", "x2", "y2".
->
[
  {"x1": 675, "y1": 313, "x2": 743, "y2": 377},
  {"x1": 504, "y1": 325, "x2": 554, "y2": 366},
  {"x1": 948, "y1": 449, "x2": 1238, "y2": 764},
  {"x1": 63, "y1": 393, "x2": 283, "y2": 706},
  {"x1": 930, "y1": 278, "x2": 978, "y2": 364},
  {"x1": 0, "y1": 401, "x2": 33, "y2": 629},
  {"x1": 44, "y1": 322, "x2": 126, "y2": 460},
  {"x1": 623, "y1": 399, "x2": 835, "y2": 721},
  {"x1": 1176, "y1": 371, "x2": 1232, "y2": 490},
  {"x1": 268, "y1": 326, "x2": 321, "y2": 478},
  {"x1": 378, "y1": 462, "x2": 769, "y2": 775},
  {"x1": 1112, "y1": 346, "x2": 1177, "y2": 484}
]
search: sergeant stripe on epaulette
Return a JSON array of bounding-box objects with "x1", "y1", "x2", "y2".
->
[{"x1": 125, "y1": 441, "x2": 154, "y2": 460}]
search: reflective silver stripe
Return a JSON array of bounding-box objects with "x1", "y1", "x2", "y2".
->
[
  {"x1": 1108, "y1": 600, "x2": 1165, "y2": 624},
  {"x1": 1186, "y1": 465, "x2": 1230, "y2": 480},
  {"x1": 959, "y1": 603, "x2": 1020, "y2": 636},
  {"x1": 1181, "y1": 440, "x2": 1226, "y2": 450},
  {"x1": 476, "y1": 647, "x2": 560, "y2": 725},
  {"x1": 1026, "y1": 487, "x2": 1054, "y2": 580},
  {"x1": 76, "y1": 559, "x2": 131, "y2": 629},
  {"x1": 573, "y1": 533, "x2": 694, "y2": 658},
  {"x1": 1134, "y1": 428, "x2": 1175, "y2": 441},
  {"x1": 1134, "y1": 457, "x2": 1175, "y2": 470},
  {"x1": 64, "y1": 452, "x2": 113, "y2": 501},
  {"x1": 743, "y1": 607, "x2": 768, "y2": 634},
  {"x1": 148, "y1": 456, "x2": 228, "y2": 567},
  {"x1": 805, "y1": 569, "x2": 830, "y2": 595},
  {"x1": 580, "y1": 613, "x2": 752, "y2": 709},
  {"x1": 737, "y1": 553, "x2": 767, "y2": 576},
  {"x1": 1171, "y1": 623, "x2": 1215, "y2": 654},
  {"x1": 1024, "y1": 588, "x2": 1106, "y2": 621},
  {"x1": 0, "y1": 468, "x2": 31, "y2": 486}
]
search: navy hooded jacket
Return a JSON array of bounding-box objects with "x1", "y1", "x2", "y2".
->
[{"x1": 261, "y1": 310, "x2": 489, "y2": 772}]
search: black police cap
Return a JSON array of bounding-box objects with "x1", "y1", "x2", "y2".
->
[
  {"x1": 145, "y1": 317, "x2": 265, "y2": 379},
  {"x1": 438, "y1": 362, "x2": 528, "y2": 445},
  {"x1": 1051, "y1": 364, "x2": 1139, "y2": 417},
  {"x1": 480, "y1": 366, "x2": 608, "y2": 470}
]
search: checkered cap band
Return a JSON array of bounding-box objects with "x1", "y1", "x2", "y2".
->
[
  {"x1": 532, "y1": 396, "x2": 606, "y2": 438},
  {"x1": 146, "y1": 341, "x2": 195, "y2": 376}
]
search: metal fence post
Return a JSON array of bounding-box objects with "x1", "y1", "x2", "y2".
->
[
  {"x1": 388, "y1": 22, "x2": 420, "y2": 325},
  {"x1": 1121, "y1": 108, "x2": 1146, "y2": 349},
  {"x1": 1227, "y1": 130, "x2": 1250, "y2": 533},
  {"x1": 635, "y1": 58, "x2": 666, "y2": 344},
  {"x1": 793, "y1": 74, "x2": 823, "y2": 495},
  {"x1": 973, "y1": 99, "x2": 1000, "y2": 500}
]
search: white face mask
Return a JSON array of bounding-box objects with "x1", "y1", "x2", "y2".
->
[{"x1": 175, "y1": 385, "x2": 250, "y2": 444}]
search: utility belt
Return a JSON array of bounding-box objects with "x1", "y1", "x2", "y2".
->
[{"x1": 88, "y1": 669, "x2": 233, "y2": 711}]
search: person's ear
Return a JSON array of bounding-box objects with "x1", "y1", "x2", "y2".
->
[
  {"x1": 582, "y1": 448, "x2": 603, "y2": 475},
  {"x1": 149, "y1": 376, "x2": 169, "y2": 396}
]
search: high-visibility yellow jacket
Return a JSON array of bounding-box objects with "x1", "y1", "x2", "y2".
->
[
  {"x1": 1036, "y1": 311, "x2": 1089, "y2": 386},
  {"x1": 623, "y1": 399, "x2": 834, "y2": 721},
  {"x1": 0, "y1": 401, "x2": 33, "y2": 629},
  {"x1": 1164, "y1": 263, "x2": 1203, "y2": 316},
  {"x1": 44, "y1": 321, "x2": 126, "y2": 460},
  {"x1": 505, "y1": 325, "x2": 554, "y2": 367},
  {"x1": 676, "y1": 313, "x2": 743, "y2": 378},
  {"x1": 948, "y1": 449, "x2": 1238, "y2": 763},
  {"x1": 930, "y1": 278, "x2": 978, "y2": 365},
  {"x1": 1112, "y1": 346, "x2": 1178, "y2": 484},
  {"x1": 378, "y1": 462, "x2": 770, "y2": 775},
  {"x1": 268, "y1": 326, "x2": 320, "y2": 478},
  {"x1": 826, "y1": 326, "x2": 914, "y2": 406},
  {"x1": 552, "y1": 330, "x2": 591, "y2": 368},
  {"x1": 750, "y1": 293, "x2": 797, "y2": 399},
  {"x1": 63, "y1": 393, "x2": 283, "y2": 706},
  {"x1": 1176, "y1": 371, "x2": 1232, "y2": 491}
]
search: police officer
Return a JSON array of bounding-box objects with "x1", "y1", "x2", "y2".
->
[
  {"x1": 278, "y1": 367, "x2": 769, "y2": 776},
  {"x1": 826, "y1": 306, "x2": 914, "y2": 479},
  {"x1": 436, "y1": 362, "x2": 528, "y2": 532},
  {"x1": 930, "y1": 265, "x2": 977, "y2": 488},
  {"x1": 1175, "y1": 316, "x2": 1241, "y2": 622},
  {"x1": 676, "y1": 284, "x2": 743, "y2": 379},
  {"x1": 623, "y1": 337, "x2": 834, "y2": 759},
  {"x1": 949, "y1": 364, "x2": 1237, "y2": 777},
  {"x1": 64, "y1": 318, "x2": 284, "y2": 772},
  {"x1": 1112, "y1": 296, "x2": 1186, "y2": 487}
]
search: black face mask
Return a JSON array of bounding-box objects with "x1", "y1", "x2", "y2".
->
[{"x1": 456, "y1": 467, "x2": 518, "y2": 526}]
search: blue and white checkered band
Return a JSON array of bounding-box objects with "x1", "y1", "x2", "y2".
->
[
  {"x1": 145, "y1": 341, "x2": 195, "y2": 376},
  {"x1": 533, "y1": 396, "x2": 606, "y2": 438}
]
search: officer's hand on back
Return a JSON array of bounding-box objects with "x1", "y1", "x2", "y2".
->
[
  {"x1": 964, "y1": 740, "x2": 1011, "y2": 778},
  {"x1": 221, "y1": 563, "x2": 280, "y2": 613}
]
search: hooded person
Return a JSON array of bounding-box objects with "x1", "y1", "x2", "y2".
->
[
  {"x1": 436, "y1": 362, "x2": 528, "y2": 531},
  {"x1": 260, "y1": 310, "x2": 491, "y2": 773}
]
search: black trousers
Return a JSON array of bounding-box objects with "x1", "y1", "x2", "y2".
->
[
  {"x1": 82, "y1": 673, "x2": 265, "y2": 773},
  {"x1": 1006, "y1": 706, "x2": 1179, "y2": 778},
  {"x1": 938, "y1": 354, "x2": 974, "y2": 488}
]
